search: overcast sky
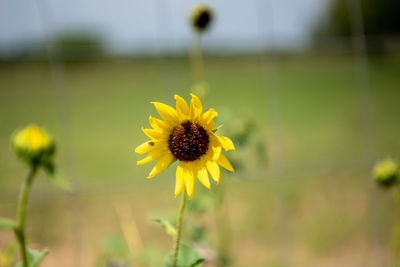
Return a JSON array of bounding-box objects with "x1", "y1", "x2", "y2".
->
[{"x1": 0, "y1": 0, "x2": 327, "y2": 54}]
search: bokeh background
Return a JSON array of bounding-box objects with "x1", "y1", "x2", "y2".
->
[{"x1": 1, "y1": 0, "x2": 400, "y2": 266}]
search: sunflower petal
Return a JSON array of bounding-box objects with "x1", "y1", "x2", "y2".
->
[
  {"x1": 142, "y1": 127, "x2": 166, "y2": 140},
  {"x1": 175, "y1": 165, "x2": 185, "y2": 197},
  {"x1": 137, "y1": 150, "x2": 165, "y2": 165},
  {"x1": 151, "y1": 102, "x2": 179, "y2": 125},
  {"x1": 135, "y1": 141, "x2": 155, "y2": 155},
  {"x1": 147, "y1": 153, "x2": 174, "y2": 178},
  {"x1": 183, "y1": 164, "x2": 195, "y2": 199},
  {"x1": 175, "y1": 94, "x2": 190, "y2": 120},
  {"x1": 201, "y1": 108, "x2": 218, "y2": 129},
  {"x1": 197, "y1": 167, "x2": 210, "y2": 189},
  {"x1": 190, "y1": 93, "x2": 203, "y2": 122},
  {"x1": 215, "y1": 134, "x2": 235, "y2": 151},
  {"x1": 206, "y1": 160, "x2": 220, "y2": 184},
  {"x1": 149, "y1": 116, "x2": 169, "y2": 131},
  {"x1": 218, "y1": 153, "x2": 234, "y2": 172},
  {"x1": 212, "y1": 146, "x2": 222, "y2": 161}
]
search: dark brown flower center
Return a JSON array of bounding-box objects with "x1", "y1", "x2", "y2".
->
[
  {"x1": 168, "y1": 121, "x2": 209, "y2": 161},
  {"x1": 195, "y1": 11, "x2": 211, "y2": 31}
]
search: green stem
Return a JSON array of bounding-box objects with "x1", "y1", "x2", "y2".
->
[
  {"x1": 215, "y1": 179, "x2": 232, "y2": 266},
  {"x1": 189, "y1": 32, "x2": 205, "y2": 86},
  {"x1": 14, "y1": 165, "x2": 38, "y2": 267},
  {"x1": 172, "y1": 190, "x2": 187, "y2": 267}
]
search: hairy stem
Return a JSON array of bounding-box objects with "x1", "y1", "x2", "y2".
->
[
  {"x1": 14, "y1": 165, "x2": 38, "y2": 267},
  {"x1": 172, "y1": 190, "x2": 187, "y2": 267}
]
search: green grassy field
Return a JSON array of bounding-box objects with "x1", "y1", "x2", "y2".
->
[{"x1": 1, "y1": 54, "x2": 400, "y2": 266}]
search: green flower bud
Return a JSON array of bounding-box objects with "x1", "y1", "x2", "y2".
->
[
  {"x1": 189, "y1": 4, "x2": 213, "y2": 32},
  {"x1": 373, "y1": 157, "x2": 400, "y2": 188},
  {"x1": 12, "y1": 124, "x2": 55, "y2": 167}
]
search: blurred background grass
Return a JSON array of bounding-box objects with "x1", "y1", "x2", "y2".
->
[
  {"x1": 1, "y1": 0, "x2": 400, "y2": 266},
  {"x1": 1, "y1": 54, "x2": 400, "y2": 266}
]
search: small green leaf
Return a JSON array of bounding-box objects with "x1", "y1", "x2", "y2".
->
[
  {"x1": 163, "y1": 242, "x2": 204, "y2": 267},
  {"x1": 212, "y1": 124, "x2": 223, "y2": 133},
  {"x1": 30, "y1": 249, "x2": 48, "y2": 267},
  {"x1": 42, "y1": 161, "x2": 55, "y2": 175},
  {"x1": 0, "y1": 218, "x2": 16, "y2": 230},
  {"x1": 48, "y1": 172, "x2": 73, "y2": 192},
  {"x1": 153, "y1": 218, "x2": 177, "y2": 237},
  {"x1": 189, "y1": 259, "x2": 205, "y2": 267},
  {"x1": 42, "y1": 161, "x2": 72, "y2": 192},
  {"x1": 15, "y1": 248, "x2": 49, "y2": 267}
]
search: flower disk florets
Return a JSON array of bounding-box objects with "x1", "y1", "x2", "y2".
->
[
  {"x1": 373, "y1": 157, "x2": 400, "y2": 188},
  {"x1": 135, "y1": 94, "x2": 235, "y2": 199},
  {"x1": 190, "y1": 4, "x2": 213, "y2": 32},
  {"x1": 12, "y1": 125, "x2": 55, "y2": 166},
  {"x1": 169, "y1": 121, "x2": 209, "y2": 162}
]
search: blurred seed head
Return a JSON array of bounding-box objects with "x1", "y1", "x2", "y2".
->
[
  {"x1": 12, "y1": 124, "x2": 55, "y2": 166},
  {"x1": 373, "y1": 157, "x2": 400, "y2": 188},
  {"x1": 189, "y1": 4, "x2": 213, "y2": 33}
]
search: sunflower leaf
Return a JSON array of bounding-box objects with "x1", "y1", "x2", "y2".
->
[
  {"x1": 0, "y1": 218, "x2": 16, "y2": 230},
  {"x1": 163, "y1": 242, "x2": 204, "y2": 267},
  {"x1": 43, "y1": 165, "x2": 73, "y2": 192},
  {"x1": 153, "y1": 218, "x2": 177, "y2": 237},
  {"x1": 15, "y1": 248, "x2": 49, "y2": 267}
]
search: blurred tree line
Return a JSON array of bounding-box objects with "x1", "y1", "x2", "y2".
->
[
  {"x1": 315, "y1": 0, "x2": 400, "y2": 52},
  {"x1": 0, "y1": 30, "x2": 105, "y2": 63},
  {"x1": 48, "y1": 31, "x2": 105, "y2": 62}
]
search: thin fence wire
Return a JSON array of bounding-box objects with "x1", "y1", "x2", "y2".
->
[
  {"x1": 347, "y1": 0, "x2": 382, "y2": 266},
  {"x1": 255, "y1": 0, "x2": 293, "y2": 265},
  {"x1": 1, "y1": 1, "x2": 397, "y2": 265},
  {"x1": 31, "y1": 1, "x2": 83, "y2": 266}
]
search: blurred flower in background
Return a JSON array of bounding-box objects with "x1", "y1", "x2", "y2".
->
[
  {"x1": 189, "y1": 4, "x2": 213, "y2": 33},
  {"x1": 373, "y1": 157, "x2": 399, "y2": 188},
  {"x1": 12, "y1": 124, "x2": 55, "y2": 168}
]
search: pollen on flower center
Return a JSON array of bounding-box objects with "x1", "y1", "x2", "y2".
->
[{"x1": 168, "y1": 121, "x2": 209, "y2": 161}]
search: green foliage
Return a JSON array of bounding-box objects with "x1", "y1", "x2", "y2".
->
[
  {"x1": 95, "y1": 235, "x2": 132, "y2": 267},
  {"x1": 15, "y1": 248, "x2": 48, "y2": 267},
  {"x1": 44, "y1": 167, "x2": 73, "y2": 192},
  {"x1": 101, "y1": 235, "x2": 129, "y2": 257},
  {"x1": 215, "y1": 108, "x2": 267, "y2": 173},
  {"x1": 49, "y1": 31, "x2": 104, "y2": 62},
  {"x1": 153, "y1": 218, "x2": 177, "y2": 237},
  {"x1": 163, "y1": 242, "x2": 204, "y2": 267},
  {"x1": 186, "y1": 225, "x2": 205, "y2": 243},
  {"x1": 0, "y1": 218, "x2": 16, "y2": 230},
  {"x1": 315, "y1": 0, "x2": 400, "y2": 51},
  {"x1": 186, "y1": 189, "x2": 217, "y2": 214},
  {"x1": 137, "y1": 247, "x2": 163, "y2": 267},
  {"x1": 0, "y1": 241, "x2": 18, "y2": 267}
]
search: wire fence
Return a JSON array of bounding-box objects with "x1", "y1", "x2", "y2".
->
[{"x1": 1, "y1": 0, "x2": 399, "y2": 266}]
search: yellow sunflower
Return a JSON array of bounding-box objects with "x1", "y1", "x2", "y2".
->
[{"x1": 135, "y1": 94, "x2": 235, "y2": 199}]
